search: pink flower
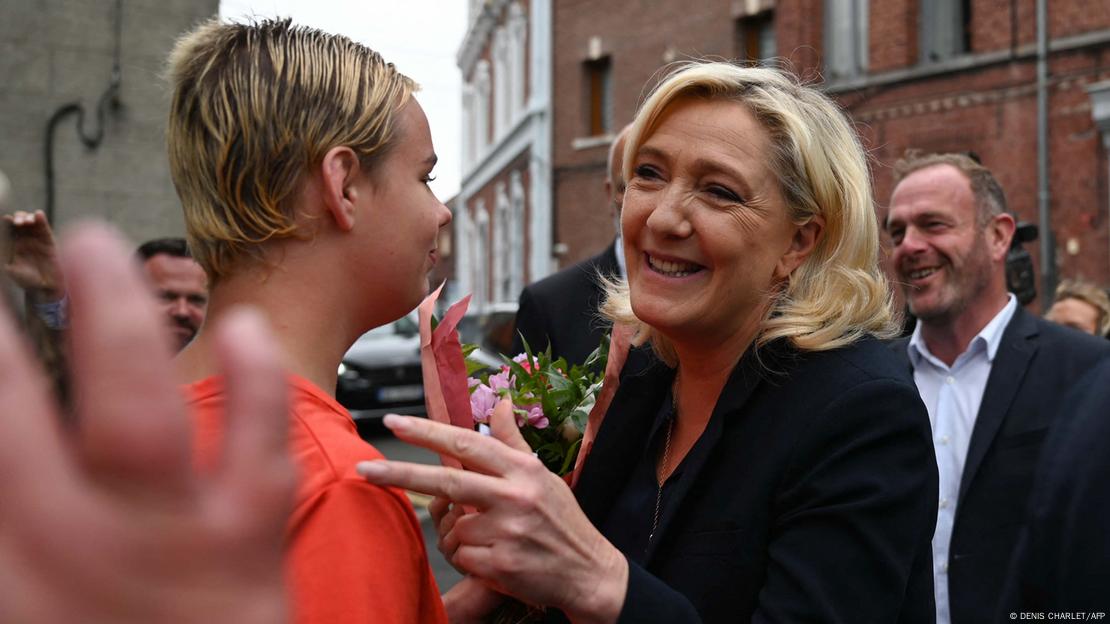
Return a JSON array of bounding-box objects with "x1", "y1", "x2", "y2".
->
[
  {"x1": 488, "y1": 369, "x2": 515, "y2": 392},
  {"x1": 470, "y1": 383, "x2": 498, "y2": 424},
  {"x1": 516, "y1": 403, "x2": 549, "y2": 429},
  {"x1": 513, "y1": 353, "x2": 538, "y2": 374}
]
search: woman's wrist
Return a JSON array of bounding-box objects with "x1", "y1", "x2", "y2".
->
[{"x1": 564, "y1": 542, "x2": 628, "y2": 624}]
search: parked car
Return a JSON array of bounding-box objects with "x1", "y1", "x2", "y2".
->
[
  {"x1": 457, "y1": 302, "x2": 519, "y2": 371},
  {"x1": 337, "y1": 314, "x2": 425, "y2": 437}
]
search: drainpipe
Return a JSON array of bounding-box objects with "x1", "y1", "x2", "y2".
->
[
  {"x1": 1087, "y1": 81, "x2": 1110, "y2": 276},
  {"x1": 1036, "y1": 0, "x2": 1056, "y2": 310}
]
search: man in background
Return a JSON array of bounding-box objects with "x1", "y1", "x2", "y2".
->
[
  {"x1": 136, "y1": 237, "x2": 208, "y2": 351},
  {"x1": 4, "y1": 211, "x2": 207, "y2": 353},
  {"x1": 512, "y1": 124, "x2": 631, "y2": 364},
  {"x1": 1044, "y1": 278, "x2": 1110, "y2": 337},
  {"x1": 884, "y1": 150, "x2": 1110, "y2": 624}
]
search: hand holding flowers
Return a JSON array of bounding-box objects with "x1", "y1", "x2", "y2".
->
[{"x1": 358, "y1": 405, "x2": 629, "y2": 624}]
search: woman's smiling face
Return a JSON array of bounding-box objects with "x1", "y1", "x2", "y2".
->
[{"x1": 622, "y1": 96, "x2": 807, "y2": 350}]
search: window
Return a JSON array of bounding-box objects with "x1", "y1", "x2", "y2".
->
[
  {"x1": 493, "y1": 27, "x2": 510, "y2": 137},
  {"x1": 824, "y1": 0, "x2": 868, "y2": 80},
  {"x1": 584, "y1": 57, "x2": 612, "y2": 137},
  {"x1": 462, "y1": 85, "x2": 476, "y2": 168},
  {"x1": 509, "y1": 171, "x2": 525, "y2": 296},
  {"x1": 509, "y1": 3, "x2": 527, "y2": 119},
  {"x1": 472, "y1": 200, "x2": 489, "y2": 307},
  {"x1": 735, "y1": 11, "x2": 776, "y2": 64},
  {"x1": 474, "y1": 61, "x2": 491, "y2": 150},
  {"x1": 492, "y1": 183, "x2": 509, "y2": 302},
  {"x1": 921, "y1": 0, "x2": 969, "y2": 63}
]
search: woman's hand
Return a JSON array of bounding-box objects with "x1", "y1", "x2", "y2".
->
[
  {"x1": 428, "y1": 495, "x2": 467, "y2": 571},
  {"x1": 358, "y1": 401, "x2": 629, "y2": 624},
  {"x1": 441, "y1": 576, "x2": 505, "y2": 623}
]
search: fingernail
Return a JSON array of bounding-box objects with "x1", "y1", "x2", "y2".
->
[
  {"x1": 357, "y1": 460, "x2": 387, "y2": 478},
  {"x1": 382, "y1": 414, "x2": 408, "y2": 430}
]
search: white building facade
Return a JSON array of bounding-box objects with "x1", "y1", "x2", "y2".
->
[{"x1": 455, "y1": 0, "x2": 553, "y2": 310}]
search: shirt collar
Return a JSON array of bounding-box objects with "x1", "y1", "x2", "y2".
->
[
  {"x1": 614, "y1": 234, "x2": 627, "y2": 280},
  {"x1": 907, "y1": 294, "x2": 1018, "y2": 367}
]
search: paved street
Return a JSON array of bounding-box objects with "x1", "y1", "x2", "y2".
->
[{"x1": 369, "y1": 430, "x2": 464, "y2": 592}]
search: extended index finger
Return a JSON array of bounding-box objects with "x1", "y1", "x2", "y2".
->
[
  {"x1": 357, "y1": 459, "x2": 505, "y2": 509},
  {"x1": 381, "y1": 414, "x2": 529, "y2": 477}
]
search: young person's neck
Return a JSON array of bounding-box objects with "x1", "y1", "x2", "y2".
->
[{"x1": 176, "y1": 262, "x2": 362, "y2": 395}]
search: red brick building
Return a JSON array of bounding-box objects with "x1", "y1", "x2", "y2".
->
[{"x1": 543, "y1": 0, "x2": 1110, "y2": 301}]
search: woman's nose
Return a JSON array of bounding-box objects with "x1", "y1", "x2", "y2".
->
[{"x1": 645, "y1": 186, "x2": 693, "y2": 238}]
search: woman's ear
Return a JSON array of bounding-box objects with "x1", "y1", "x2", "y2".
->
[
  {"x1": 320, "y1": 146, "x2": 361, "y2": 232},
  {"x1": 774, "y1": 215, "x2": 824, "y2": 281}
]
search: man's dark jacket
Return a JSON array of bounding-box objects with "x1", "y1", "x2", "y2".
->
[
  {"x1": 999, "y1": 355, "x2": 1110, "y2": 614},
  {"x1": 511, "y1": 242, "x2": 619, "y2": 364},
  {"x1": 890, "y1": 306, "x2": 1110, "y2": 623}
]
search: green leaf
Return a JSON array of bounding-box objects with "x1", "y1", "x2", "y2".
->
[{"x1": 557, "y1": 438, "x2": 583, "y2": 476}]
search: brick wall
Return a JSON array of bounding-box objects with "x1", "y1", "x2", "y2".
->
[
  {"x1": 870, "y1": 0, "x2": 917, "y2": 71},
  {"x1": 541, "y1": 0, "x2": 1110, "y2": 291},
  {"x1": 551, "y1": 0, "x2": 736, "y2": 267}
]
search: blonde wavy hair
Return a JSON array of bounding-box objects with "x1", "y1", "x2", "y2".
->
[
  {"x1": 165, "y1": 17, "x2": 417, "y2": 282},
  {"x1": 602, "y1": 62, "x2": 898, "y2": 364}
]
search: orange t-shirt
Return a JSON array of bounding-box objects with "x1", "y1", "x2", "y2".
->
[{"x1": 187, "y1": 374, "x2": 448, "y2": 624}]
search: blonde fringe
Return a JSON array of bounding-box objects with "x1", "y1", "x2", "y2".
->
[{"x1": 165, "y1": 17, "x2": 417, "y2": 282}]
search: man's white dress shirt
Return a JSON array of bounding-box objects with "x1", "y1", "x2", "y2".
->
[{"x1": 906, "y1": 294, "x2": 1017, "y2": 624}]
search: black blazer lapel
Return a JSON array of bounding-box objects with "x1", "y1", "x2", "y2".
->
[
  {"x1": 642, "y1": 353, "x2": 766, "y2": 565},
  {"x1": 575, "y1": 361, "x2": 672, "y2": 526},
  {"x1": 959, "y1": 307, "x2": 1039, "y2": 504}
]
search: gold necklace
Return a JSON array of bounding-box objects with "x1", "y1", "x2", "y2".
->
[{"x1": 648, "y1": 373, "x2": 679, "y2": 544}]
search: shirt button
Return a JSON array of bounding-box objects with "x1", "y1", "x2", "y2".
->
[
  {"x1": 942, "y1": 562, "x2": 949, "y2": 573},
  {"x1": 946, "y1": 376, "x2": 955, "y2": 385},
  {"x1": 939, "y1": 436, "x2": 950, "y2": 445},
  {"x1": 939, "y1": 498, "x2": 949, "y2": 509}
]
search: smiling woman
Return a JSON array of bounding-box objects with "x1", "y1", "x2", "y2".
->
[{"x1": 361, "y1": 62, "x2": 940, "y2": 624}]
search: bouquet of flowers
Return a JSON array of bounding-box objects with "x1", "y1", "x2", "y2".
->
[
  {"x1": 416, "y1": 284, "x2": 633, "y2": 622},
  {"x1": 464, "y1": 339, "x2": 607, "y2": 478}
]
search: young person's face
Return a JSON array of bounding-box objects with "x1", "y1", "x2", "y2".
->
[{"x1": 358, "y1": 100, "x2": 451, "y2": 319}]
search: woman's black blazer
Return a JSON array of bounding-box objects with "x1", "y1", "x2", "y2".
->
[{"x1": 570, "y1": 337, "x2": 939, "y2": 624}]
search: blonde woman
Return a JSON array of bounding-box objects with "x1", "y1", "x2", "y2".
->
[{"x1": 362, "y1": 62, "x2": 938, "y2": 622}]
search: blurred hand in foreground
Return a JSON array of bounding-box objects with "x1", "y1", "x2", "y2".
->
[{"x1": 0, "y1": 223, "x2": 295, "y2": 624}]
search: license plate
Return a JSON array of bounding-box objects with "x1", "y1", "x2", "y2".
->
[{"x1": 377, "y1": 385, "x2": 424, "y2": 402}]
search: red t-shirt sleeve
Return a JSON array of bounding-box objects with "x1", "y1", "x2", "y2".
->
[{"x1": 287, "y1": 478, "x2": 447, "y2": 624}]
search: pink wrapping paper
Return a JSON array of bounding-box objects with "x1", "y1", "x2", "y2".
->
[
  {"x1": 417, "y1": 283, "x2": 472, "y2": 469},
  {"x1": 570, "y1": 323, "x2": 634, "y2": 489}
]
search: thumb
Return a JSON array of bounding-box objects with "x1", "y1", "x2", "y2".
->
[{"x1": 490, "y1": 398, "x2": 531, "y2": 454}]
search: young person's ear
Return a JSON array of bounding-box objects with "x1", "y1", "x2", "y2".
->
[{"x1": 320, "y1": 147, "x2": 361, "y2": 232}]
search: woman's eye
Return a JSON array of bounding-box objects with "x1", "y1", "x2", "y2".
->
[
  {"x1": 633, "y1": 164, "x2": 661, "y2": 180},
  {"x1": 422, "y1": 174, "x2": 437, "y2": 184},
  {"x1": 708, "y1": 185, "x2": 742, "y2": 203}
]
